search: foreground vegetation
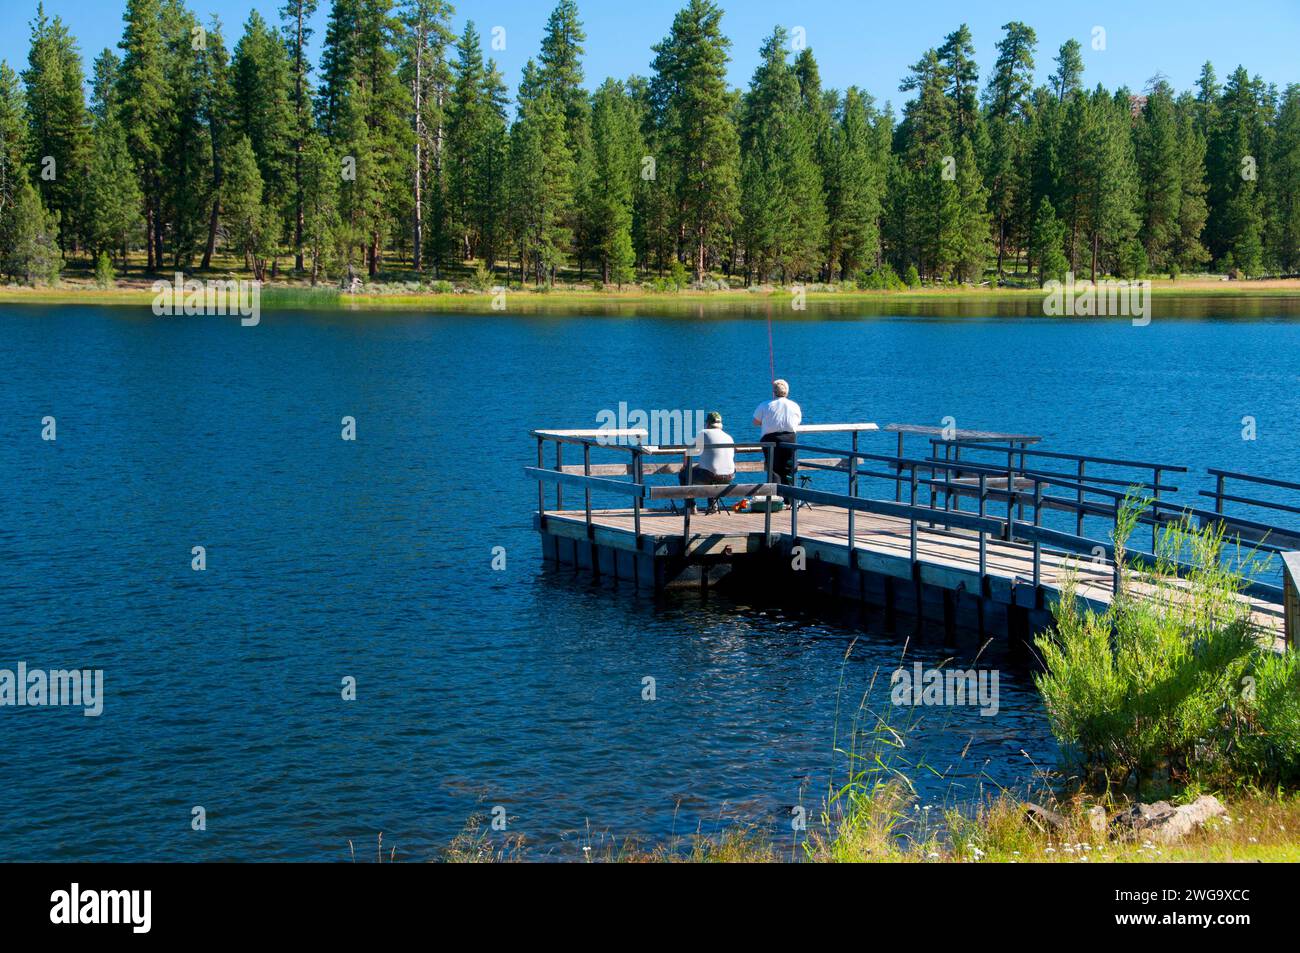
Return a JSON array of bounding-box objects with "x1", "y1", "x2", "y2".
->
[
  {"x1": 2, "y1": 1, "x2": 1300, "y2": 294},
  {"x1": 434, "y1": 791, "x2": 1300, "y2": 863}
]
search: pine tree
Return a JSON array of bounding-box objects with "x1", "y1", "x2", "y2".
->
[
  {"x1": 649, "y1": 0, "x2": 739, "y2": 280},
  {"x1": 1136, "y1": 78, "x2": 1182, "y2": 272},
  {"x1": 739, "y1": 28, "x2": 825, "y2": 283},
  {"x1": 281, "y1": 0, "x2": 319, "y2": 271},
  {"x1": 1210, "y1": 67, "x2": 1266, "y2": 273},
  {"x1": 1172, "y1": 95, "x2": 1210, "y2": 273},
  {"x1": 1030, "y1": 196, "x2": 1068, "y2": 285},
  {"x1": 84, "y1": 73, "x2": 143, "y2": 266},
  {"x1": 894, "y1": 48, "x2": 956, "y2": 279},
  {"x1": 1268, "y1": 84, "x2": 1300, "y2": 273},
  {"x1": 507, "y1": 68, "x2": 574, "y2": 286},
  {"x1": 398, "y1": 0, "x2": 453, "y2": 276},
  {"x1": 446, "y1": 22, "x2": 509, "y2": 269},
  {"x1": 300, "y1": 130, "x2": 340, "y2": 283},
  {"x1": 117, "y1": 0, "x2": 168, "y2": 270},
  {"x1": 317, "y1": 0, "x2": 359, "y2": 137},
  {"x1": 223, "y1": 134, "x2": 273, "y2": 279},
  {"x1": 232, "y1": 11, "x2": 295, "y2": 249},
  {"x1": 1083, "y1": 88, "x2": 1140, "y2": 279},
  {"x1": 537, "y1": 0, "x2": 591, "y2": 275},
  {"x1": 824, "y1": 87, "x2": 884, "y2": 280},
  {"x1": 159, "y1": 0, "x2": 214, "y2": 269},
  {"x1": 3, "y1": 176, "x2": 62, "y2": 284},
  {"x1": 982, "y1": 21, "x2": 1036, "y2": 279},
  {"x1": 938, "y1": 24, "x2": 979, "y2": 141},
  {"x1": 0, "y1": 62, "x2": 29, "y2": 254},
  {"x1": 23, "y1": 4, "x2": 90, "y2": 253},
  {"x1": 952, "y1": 135, "x2": 991, "y2": 282},
  {"x1": 197, "y1": 18, "x2": 233, "y2": 269},
  {"x1": 589, "y1": 79, "x2": 640, "y2": 286},
  {"x1": 1049, "y1": 39, "x2": 1084, "y2": 101}
]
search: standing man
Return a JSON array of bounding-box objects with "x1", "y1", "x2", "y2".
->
[
  {"x1": 753, "y1": 379, "x2": 802, "y2": 485},
  {"x1": 679, "y1": 411, "x2": 736, "y2": 514}
]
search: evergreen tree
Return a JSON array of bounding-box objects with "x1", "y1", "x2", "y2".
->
[
  {"x1": 446, "y1": 22, "x2": 508, "y2": 269},
  {"x1": 1030, "y1": 196, "x2": 1068, "y2": 285},
  {"x1": 281, "y1": 0, "x2": 319, "y2": 271},
  {"x1": 982, "y1": 22, "x2": 1036, "y2": 279},
  {"x1": 1049, "y1": 39, "x2": 1084, "y2": 101},
  {"x1": 158, "y1": 0, "x2": 213, "y2": 269},
  {"x1": 649, "y1": 0, "x2": 740, "y2": 279},
  {"x1": 506, "y1": 69, "x2": 573, "y2": 285},
  {"x1": 24, "y1": 4, "x2": 90, "y2": 252},
  {"x1": 952, "y1": 135, "x2": 991, "y2": 282},
  {"x1": 537, "y1": 1, "x2": 591, "y2": 274},
  {"x1": 398, "y1": 0, "x2": 453, "y2": 275},
  {"x1": 824, "y1": 87, "x2": 884, "y2": 280},
  {"x1": 196, "y1": 18, "x2": 233, "y2": 269},
  {"x1": 0, "y1": 63, "x2": 30, "y2": 253},
  {"x1": 1135, "y1": 78, "x2": 1182, "y2": 272},
  {"x1": 117, "y1": 0, "x2": 168, "y2": 269},
  {"x1": 739, "y1": 27, "x2": 825, "y2": 283},
  {"x1": 300, "y1": 130, "x2": 340, "y2": 283},
  {"x1": 938, "y1": 24, "x2": 979, "y2": 141},
  {"x1": 588, "y1": 79, "x2": 640, "y2": 286},
  {"x1": 1209, "y1": 66, "x2": 1267, "y2": 273},
  {"x1": 232, "y1": 11, "x2": 295, "y2": 249},
  {"x1": 894, "y1": 48, "x2": 955, "y2": 279},
  {"x1": 223, "y1": 134, "x2": 273, "y2": 278},
  {"x1": 1083, "y1": 88, "x2": 1140, "y2": 279},
  {"x1": 84, "y1": 64, "x2": 143, "y2": 267},
  {"x1": 3, "y1": 176, "x2": 62, "y2": 284},
  {"x1": 1172, "y1": 95, "x2": 1211, "y2": 272},
  {"x1": 1268, "y1": 84, "x2": 1300, "y2": 273}
]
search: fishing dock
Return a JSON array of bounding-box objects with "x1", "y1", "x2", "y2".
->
[{"x1": 527, "y1": 423, "x2": 1300, "y2": 648}]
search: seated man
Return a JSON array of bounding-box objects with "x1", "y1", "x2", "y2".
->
[
  {"x1": 753, "y1": 379, "x2": 802, "y2": 485},
  {"x1": 679, "y1": 411, "x2": 735, "y2": 514}
]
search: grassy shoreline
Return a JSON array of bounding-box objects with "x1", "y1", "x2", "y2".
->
[
  {"x1": 438, "y1": 791, "x2": 1300, "y2": 863},
  {"x1": 2, "y1": 276, "x2": 1300, "y2": 312}
]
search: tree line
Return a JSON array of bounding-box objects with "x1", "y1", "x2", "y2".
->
[{"x1": 0, "y1": 0, "x2": 1298, "y2": 288}]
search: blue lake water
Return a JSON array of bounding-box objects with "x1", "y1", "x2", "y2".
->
[{"x1": 1, "y1": 300, "x2": 1298, "y2": 861}]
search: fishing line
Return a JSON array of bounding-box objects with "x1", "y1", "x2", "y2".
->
[{"x1": 766, "y1": 310, "x2": 776, "y2": 383}]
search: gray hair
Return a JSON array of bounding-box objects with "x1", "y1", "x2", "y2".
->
[{"x1": 772, "y1": 379, "x2": 789, "y2": 398}]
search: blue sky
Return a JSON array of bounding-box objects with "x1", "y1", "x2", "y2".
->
[{"x1": 3, "y1": 0, "x2": 1298, "y2": 109}]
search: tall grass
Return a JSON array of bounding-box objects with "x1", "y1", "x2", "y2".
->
[{"x1": 1035, "y1": 496, "x2": 1299, "y2": 790}]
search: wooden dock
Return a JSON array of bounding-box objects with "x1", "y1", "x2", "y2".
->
[{"x1": 528, "y1": 423, "x2": 1300, "y2": 648}]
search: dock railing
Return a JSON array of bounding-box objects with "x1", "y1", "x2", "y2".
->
[
  {"x1": 527, "y1": 424, "x2": 880, "y2": 550},
  {"x1": 527, "y1": 425, "x2": 1299, "y2": 617},
  {"x1": 789, "y1": 437, "x2": 1289, "y2": 603}
]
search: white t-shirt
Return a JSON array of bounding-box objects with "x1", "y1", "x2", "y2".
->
[
  {"x1": 694, "y1": 427, "x2": 735, "y2": 475},
  {"x1": 753, "y1": 397, "x2": 802, "y2": 435}
]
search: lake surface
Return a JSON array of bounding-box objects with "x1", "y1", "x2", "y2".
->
[{"x1": 2, "y1": 299, "x2": 1298, "y2": 861}]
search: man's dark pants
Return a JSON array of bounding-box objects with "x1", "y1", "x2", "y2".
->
[
  {"x1": 679, "y1": 465, "x2": 733, "y2": 512},
  {"x1": 761, "y1": 431, "x2": 798, "y2": 485}
]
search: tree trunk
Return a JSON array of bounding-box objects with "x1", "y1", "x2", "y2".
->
[
  {"x1": 293, "y1": 7, "x2": 306, "y2": 273},
  {"x1": 996, "y1": 216, "x2": 1006, "y2": 281},
  {"x1": 411, "y1": 24, "x2": 424, "y2": 275},
  {"x1": 145, "y1": 204, "x2": 156, "y2": 272}
]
